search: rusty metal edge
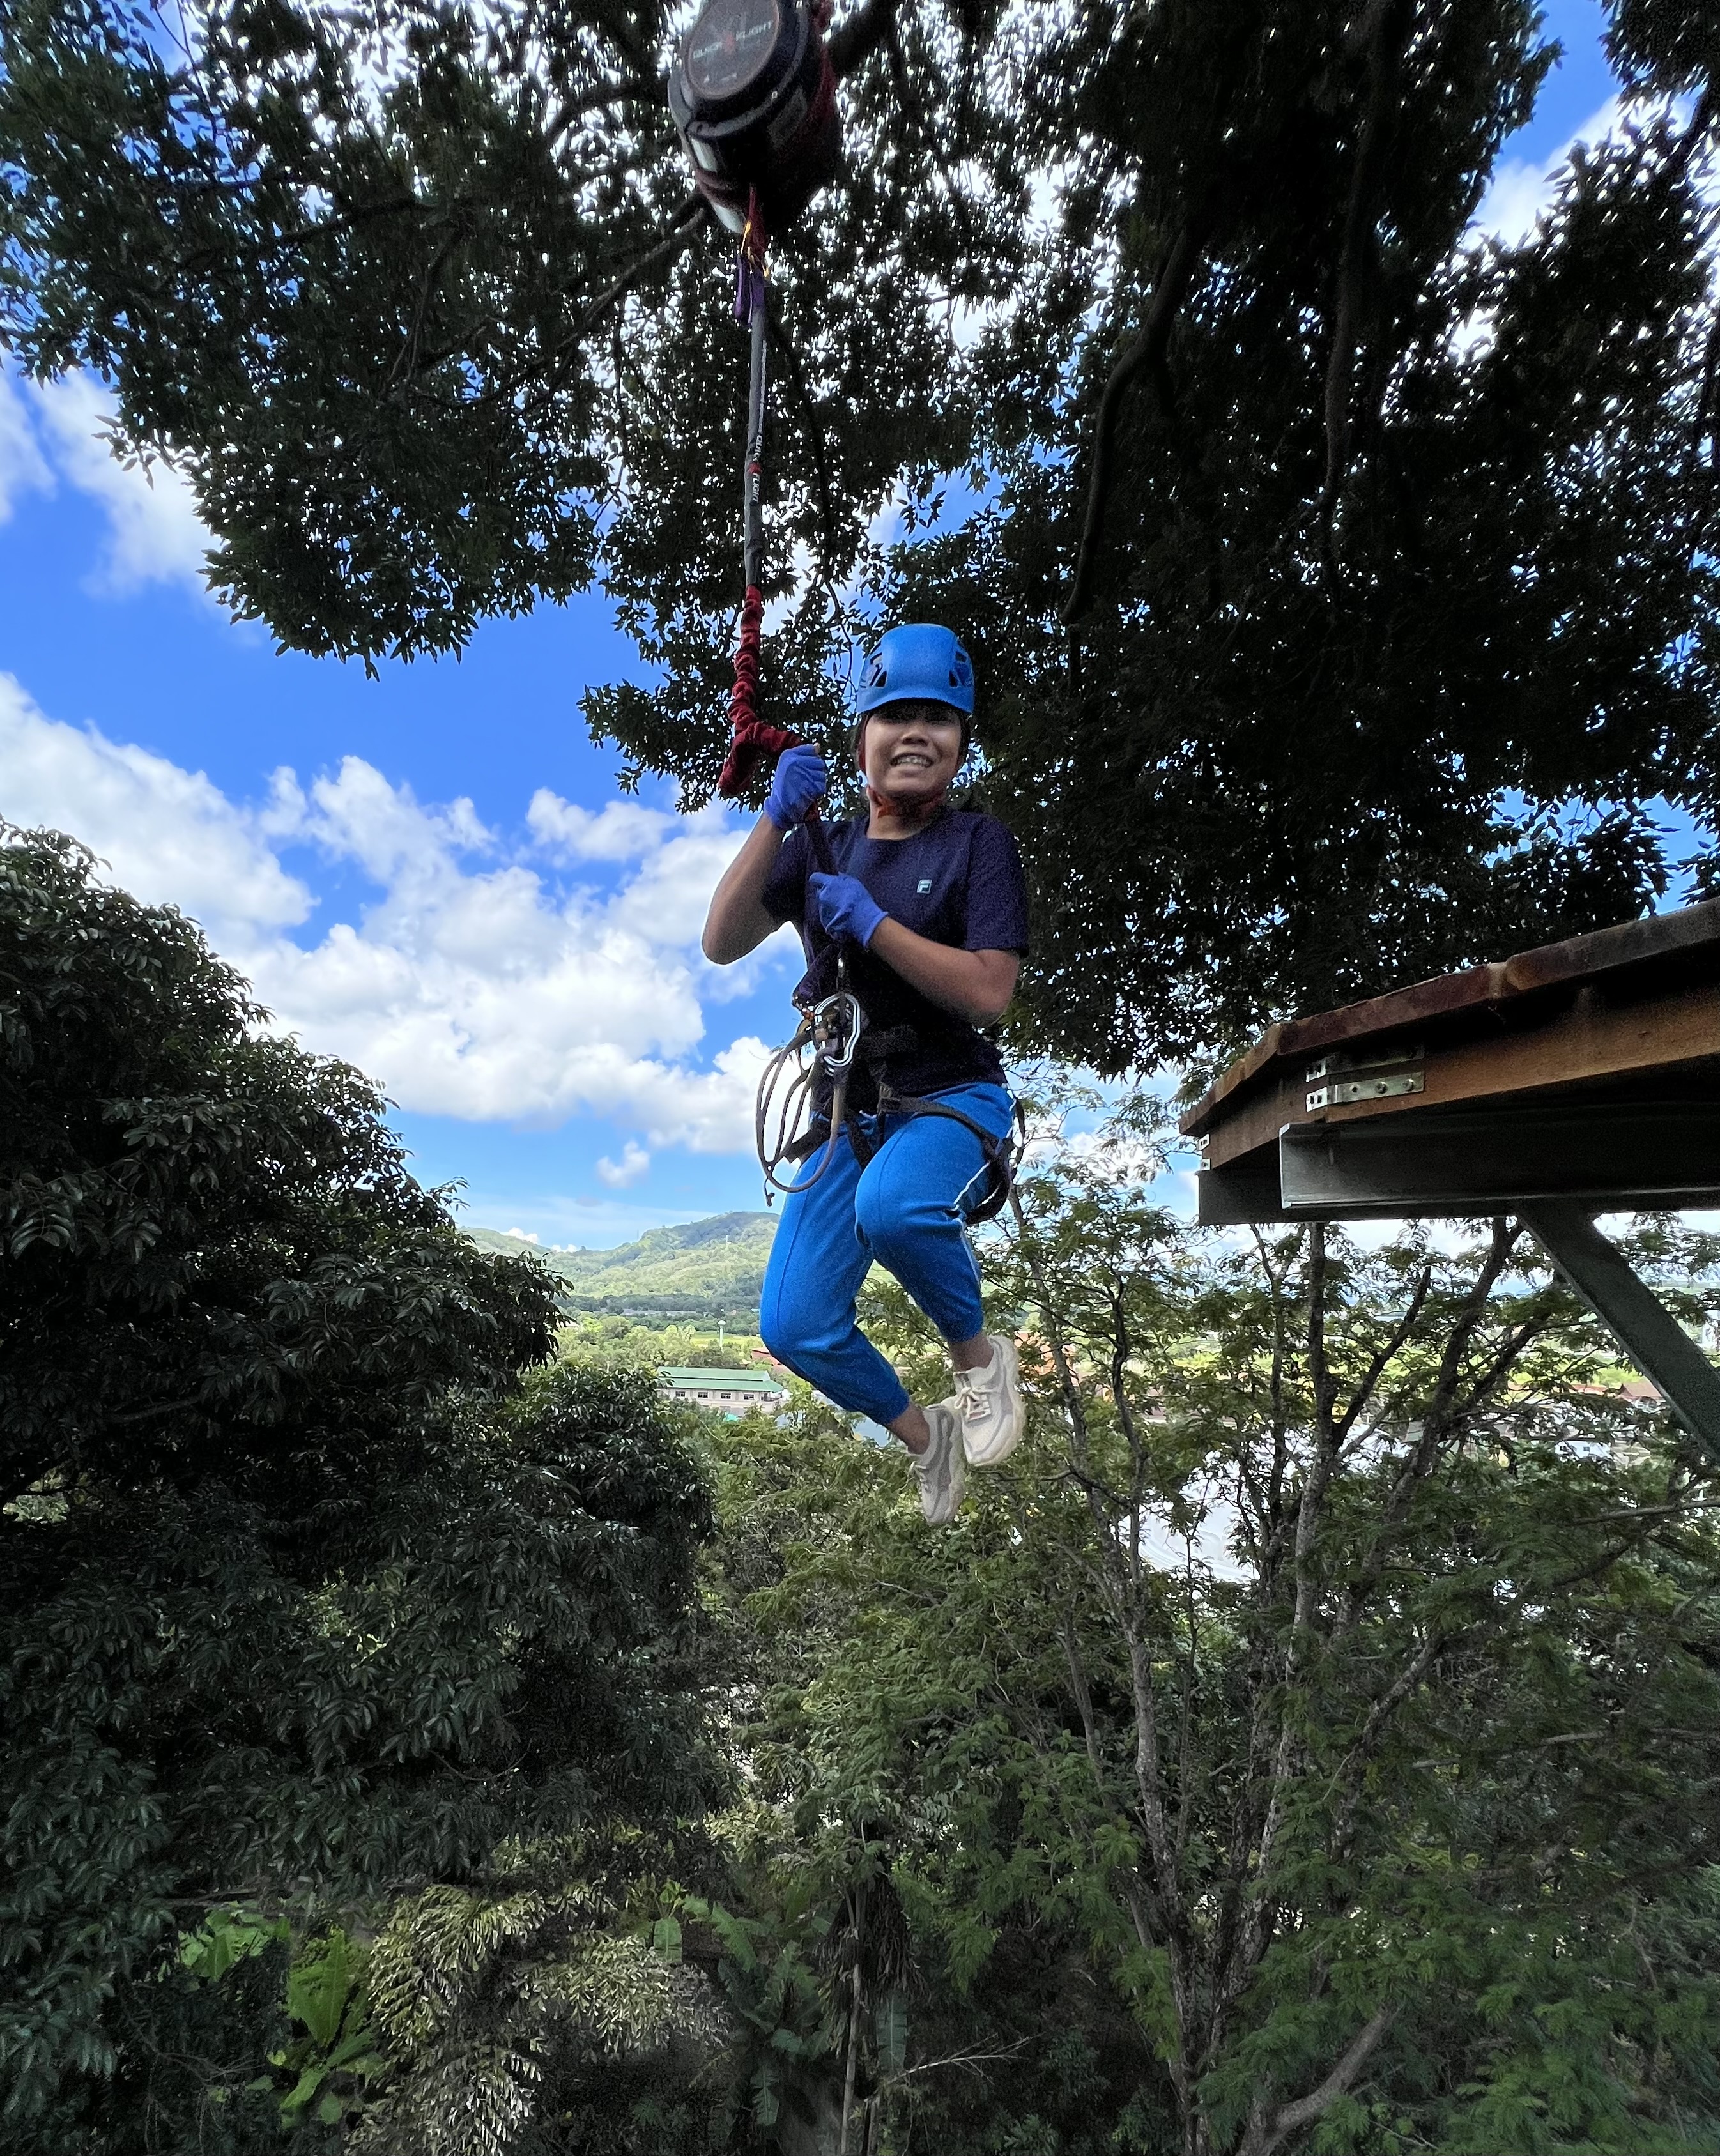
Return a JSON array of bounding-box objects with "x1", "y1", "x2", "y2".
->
[{"x1": 1179, "y1": 899, "x2": 1720, "y2": 1140}]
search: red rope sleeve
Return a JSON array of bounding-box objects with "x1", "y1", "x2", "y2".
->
[{"x1": 716, "y1": 585, "x2": 797, "y2": 797}]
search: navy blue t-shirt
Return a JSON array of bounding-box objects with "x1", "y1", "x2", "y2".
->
[{"x1": 761, "y1": 807, "x2": 1030, "y2": 1100}]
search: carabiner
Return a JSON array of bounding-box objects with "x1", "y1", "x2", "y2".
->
[{"x1": 811, "y1": 988, "x2": 864, "y2": 1074}]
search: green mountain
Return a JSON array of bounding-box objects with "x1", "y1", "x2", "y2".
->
[{"x1": 467, "y1": 1211, "x2": 776, "y2": 1320}]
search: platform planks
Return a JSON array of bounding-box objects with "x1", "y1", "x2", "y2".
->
[
  {"x1": 1182, "y1": 900, "x2": 1720, "y2": 1180},
  {"x1": 1179, "y1": 901, "x2": 1720, "y2": 1453}
]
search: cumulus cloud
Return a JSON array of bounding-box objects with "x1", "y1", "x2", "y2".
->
[
  {"x1": 0, "y1": 673, "x2": 311, "y2": 947},
  {"x1": 276, "y1": 757, "x2": 495, "y2": 883},
  {"x1": 595, "y1": 1140, "x2": 651, "y2": 1188},
  {"x1": 1, "y1": 677, "x2": 781, "y2": 1154},
  {"x1": 10, "y1": 368, "x2": 213, "y2": 598},
  {"x1": 527, "y1": 789, "x2": 672, "y2": 861},
  {"x1": 1472, "y1": 96, "x2": 1625, "y2": 247},
  {"x1": 0, "y1": 372, "x2": 52, "y2": 525},
  {"x1": 1470, "y1": 89, "x2": 1716, "y2": 253}
]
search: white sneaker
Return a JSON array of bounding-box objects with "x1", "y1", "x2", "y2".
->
[
  {"x1": 953, "y1": 1335, "x2": 1024, "y2": 1467},
  {"x1": 909, "y1": 1402, "x2": 966, "y2": 1525}
]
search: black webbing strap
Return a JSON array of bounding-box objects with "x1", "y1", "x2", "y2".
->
[{"x1": 791, "y1": 1062, "x2": 1022, "y2": 1223}]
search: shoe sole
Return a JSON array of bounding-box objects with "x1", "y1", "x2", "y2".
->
[
  {"x1": 963, "y1": 1336, "x2": 1024, "y2": 1467},
  {"x1": 916, "y1": 1410, "x2": 966, "y2": 1524}
]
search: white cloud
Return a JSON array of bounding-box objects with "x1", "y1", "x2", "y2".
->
[
  {"x1": 1468, "y1": 93, "x2": 1707, "y2": 250},
  {"x1": 0, "y1": 673, "x2": 311, "y2": 948},
  {"x1": 502, "y1": 1227, "x2": 542, "y2": 1243},
  {"x1": 25, "y1": 371, "x2": 213, "y2": 598},
  {"x1": 0, "y1": 373, "x2": 52, "y2": 525},
  {"x1": 596, "y1": 1140, "x2": 651, "y2": 1187},
  {"x1": 527, "y1": 789, "x2": 672, "y2": 861},
  {"x1": 609, "y1": 812, "x2": 749, "y2": 947},
  {"x1": 634, "y1": 1035, "x2": 773, "y2": 1153},
  {"x1": 1, "y1": 678, "x2": 785, "y2": 1154},
  {"x1": 282, "y1": 756, "x2": 494, "y2": 884}
]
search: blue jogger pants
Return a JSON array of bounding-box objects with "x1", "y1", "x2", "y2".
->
[{"x1": 759, "y1": 1081, "x2": 1013, "y2": 1426}]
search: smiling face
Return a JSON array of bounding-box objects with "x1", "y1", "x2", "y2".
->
[{"x1": 856, "y1": 699, "x2": 965, "y2": 812}]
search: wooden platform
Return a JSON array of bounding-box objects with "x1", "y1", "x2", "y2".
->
[
  {"x1": 1180, "y1": 901, "x2": 1720, "y2": 1449},
  {"x1": 1183, "y1": 901, "x2": 1720, "y2": 1224}
]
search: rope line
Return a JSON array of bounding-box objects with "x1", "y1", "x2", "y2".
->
[{"x1": 716, "y1": 584, "x2": 794, "y2": 797}]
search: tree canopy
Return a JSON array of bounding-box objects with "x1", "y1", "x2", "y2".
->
[
  {"x1": 0, "y1": 829, "x2": 721, "y2": 2151},
  {"x1": 3, "y1": 1, "x2": 1714, "y2": 1065},
  {"x1": 680, "y1": 1122, "x2": 1720, "y2": 2156},
  {"x1": 306, "y1": 1112, "x2": 1720, "y2": 2156}
]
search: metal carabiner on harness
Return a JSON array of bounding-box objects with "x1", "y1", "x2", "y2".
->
[
  {"x1": 810, "y1": 982, "x2": 864, "y2": 1073},
  {"x1": 756, "y1": 950, "x2": 867, "y2": 1200}
]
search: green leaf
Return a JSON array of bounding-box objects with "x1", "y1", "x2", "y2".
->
[
  {"x1": 280, "y1": 2063, "x2": 328, "y2": 2118},
  {"x1": 875, "y1": 1991, "x2": 907, "y2": 2078}
]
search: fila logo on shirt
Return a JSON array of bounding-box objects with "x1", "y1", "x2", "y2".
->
[{"x1": 917, "y1": 878, "x2": 933, "y2": 894}]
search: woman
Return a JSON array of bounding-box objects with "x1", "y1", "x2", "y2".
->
[{"x1": 702, "y1": 622, "x2": 1029, "y2": 1524}]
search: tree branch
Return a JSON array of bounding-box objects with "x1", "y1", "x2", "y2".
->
[
  {"x1": 1007, "y1": 1189, "x2": 1096, "y2": 1466},
  {"x1": 544, "y1": 75, "x2": 663, "y2": 144},
  {"x1": 883, "y1": 11, "x2": 977, "y2": 258},
  {"x1": 1333, "y1": 1267, "x2": 1431, "y2": 1444},
  {"x1": 1337, "y1": 1219, "x2": 1521, "y2": 1633},
  {"x1": 1317, "y1": 0, "x2": 1410, "y2": 572},
  {"x1": 767, "y1": 309, "x2": 841, "y2": 588},
  {"x1": 578, "y1": 194, "x2": 709, "y2": 336},
  {"x1": 1333, "y1": 1625, "x2": 1448, "y2": 1800},
  {"x1": 1061, "y1": 1617, "x2": 1109, "y2": 1793},
  {"x1": 1062, "y1": 211, "x2": 1209, "y2": 623},
  {"x1": 829, "y1": 0, "x2": 900, "y2": 78},
  {"x1": 1240, "y1": 2007, "x2": 1394, "y2": 2156}
]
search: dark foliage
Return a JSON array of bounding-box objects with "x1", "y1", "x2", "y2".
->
[
  {"x1": 961, "y1": 0, "x2": 1720, "y2": 1066},
  {"x1": 0, "y1": 830, "x2": 721, "y2": 2152},
  {"x1": 697, "y1": 1158, "x2": 1720, "y2": 2156},
  {"x1": 0, "y1": 824, "x2": 553, "y2": 1497}
]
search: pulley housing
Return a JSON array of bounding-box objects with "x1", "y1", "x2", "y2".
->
[{"x1": 668, "y1": 0, "x2": 841, "y2": 235}]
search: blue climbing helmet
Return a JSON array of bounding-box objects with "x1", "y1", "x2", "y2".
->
[{"x1": 855, "y1": 623, "x2": 976, "y2": 719}]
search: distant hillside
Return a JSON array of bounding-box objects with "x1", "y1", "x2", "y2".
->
[{"x1": 468, "y1": 1211, "x2": 776, "y2": 1320}]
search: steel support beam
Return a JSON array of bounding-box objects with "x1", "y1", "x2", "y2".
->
[
  {"x1": 1195, "y1": 1097, "x2": 1720, "y2": 1226},
  {"x1": 1518, "y1": 1202, "x2": 1720, "y2": 1462},
  {"x1": 1280, "y1": 1101, "x2": 1720, "y2": 1215}
]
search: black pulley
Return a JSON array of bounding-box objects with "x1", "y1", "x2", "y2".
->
[{"x1": 668, "y1": 0, "x2": 841, "y2": 234}]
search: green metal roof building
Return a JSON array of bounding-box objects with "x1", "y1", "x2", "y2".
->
[{"x1": 659, "y1": 1366, "x2": 790, "y2": 1418}]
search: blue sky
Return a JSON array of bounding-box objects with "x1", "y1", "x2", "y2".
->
[{"x1": 0, "y1": 1, "x2": 1625, "y2": 1246}]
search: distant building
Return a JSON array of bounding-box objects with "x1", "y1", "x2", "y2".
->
[{"x1": 659, "y1": 1366, "x2": 790, "y2": 1418}]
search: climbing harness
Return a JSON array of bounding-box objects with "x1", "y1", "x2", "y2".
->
[
  {"x1": 851, "y1": 1073, "x2": 1025, "y2": 1227},
  {"x1": 670, "y1": 1, "x2": 1021, "y2": 1218},
  {"x1": 756, "y1": 991, "x2": 1026, "y2": 1216}
]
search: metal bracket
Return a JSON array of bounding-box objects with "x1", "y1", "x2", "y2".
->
[
  {"x1": 1307, "y1": 1073, "x2": 1425, "y2": 1112},
  {"x1": 1519, "y1": 1202, "x2": 1720, "y2": 1462}
]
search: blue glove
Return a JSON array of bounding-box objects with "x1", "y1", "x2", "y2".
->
[
  {"x1": 764, "y1": 745, "x2": 828, "y2": 830},
  {"x1": 809, "y1": 871, "x2": 887, "y2": 948}
]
